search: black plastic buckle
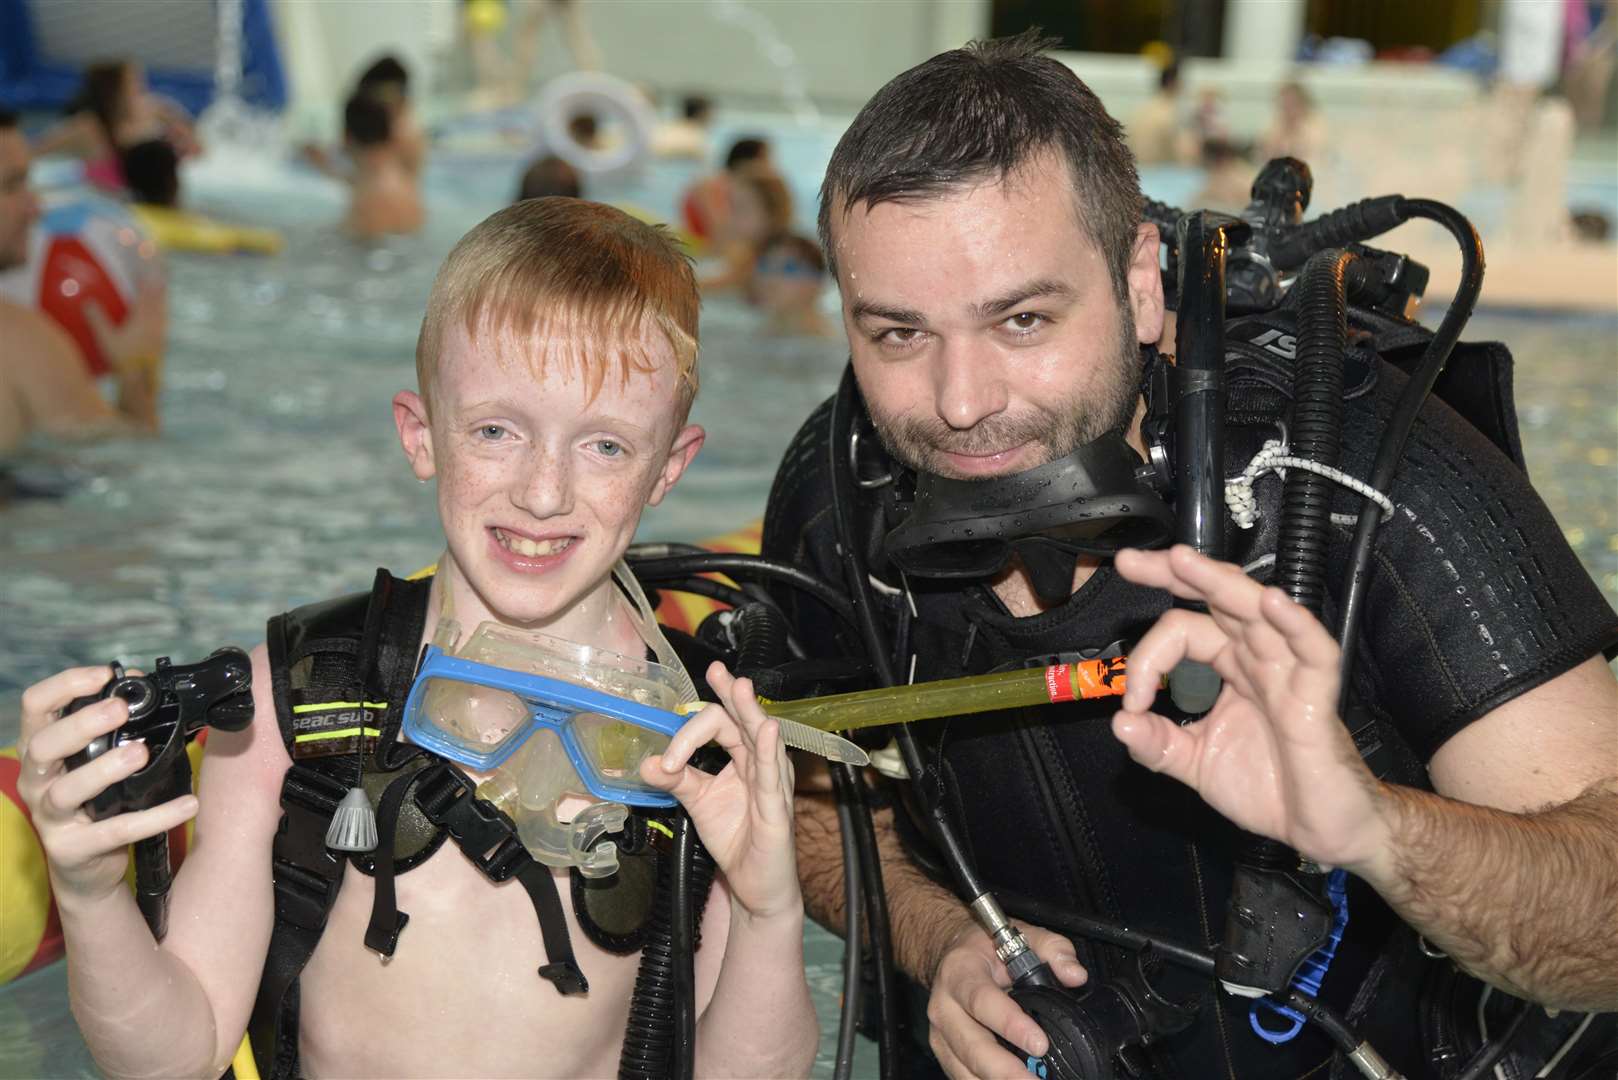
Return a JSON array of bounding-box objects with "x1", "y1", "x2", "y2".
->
[
  {"x1": 413, "y1": 765, "x2": 529, "y2": 881},
  {"x1": 271, "y1": 803, "x2": 346, "y2": 932},
  {"x1": 538, "y1": 960, "x2": 589, "y2": 995}
]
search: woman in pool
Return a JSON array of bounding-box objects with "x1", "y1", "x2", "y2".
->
[{"x1": 31, "y1": 60, "x2": 199, "y2": 192}]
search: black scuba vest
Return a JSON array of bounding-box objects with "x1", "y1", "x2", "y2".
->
[
  {"x1": 248, "y1": 569, "x2": 663, "y2": 1079},
  {"x1": 763, "y1": 306, "x2": 1618, "y2": 1080}
]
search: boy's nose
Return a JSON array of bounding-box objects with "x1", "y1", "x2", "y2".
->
[
  {"x1": 933, "y1": 339, "x2": 1008, "y2": 431},
  {"x1": 511, "y1": 449, "x2": 574, "y2": 519}
]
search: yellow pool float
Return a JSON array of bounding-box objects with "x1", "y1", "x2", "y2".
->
[{"x1": 131, "y1": 205, "x2": 284, "y2": 256}]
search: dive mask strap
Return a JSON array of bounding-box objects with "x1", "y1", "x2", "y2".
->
[{"x1": 613, "y1": 559, "x2": 701, "y2": 704}]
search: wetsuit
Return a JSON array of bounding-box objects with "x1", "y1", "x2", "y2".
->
[{"x1": 763, "y1": 341, "x2": 1618, "y2": 1078}]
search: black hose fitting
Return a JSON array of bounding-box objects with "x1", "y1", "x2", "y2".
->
[{"x1": 1267, "y1": 196, "x2": 1406, "y2": 272}]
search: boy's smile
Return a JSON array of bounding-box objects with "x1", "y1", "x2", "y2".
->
[{"x1": 395, "y1": 319, "x2": 703, "y2": 643}]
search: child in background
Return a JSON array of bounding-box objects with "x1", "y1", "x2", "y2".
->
[
  {"x1": 753, "y1": 232, "x2": 832, "y2": 338},
  {"x1": 515, "y1": 154, "x2": 582, "y2": 201},
  {"x1": 343, "y1": 92, "x2": 424, "y2": 238},
  {"x1": 121, "y1": 140, "x2": 282, "y2": 255},
  {"x1": 699, "y1": 166, "x2": 793, "y2": 292},
  {"x1": 32, "y1": 60, "x2": 198, "y2": 191},
  {"x1": 16, "y1": 197, "x2": 818, "y2": 1079}
]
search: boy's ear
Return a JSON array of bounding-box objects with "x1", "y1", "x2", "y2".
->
[
  {"x1": 394, "y1": 390, "x2": 436, "y2": 480},
  {"x1": 647, "y1": 423, "x2": 705, "y2": 507}
]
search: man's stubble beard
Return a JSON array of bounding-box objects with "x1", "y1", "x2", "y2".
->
[{"x1": 866, "y1": 302, "x2": 1142, "y2": 481}]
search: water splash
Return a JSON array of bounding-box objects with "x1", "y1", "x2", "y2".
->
[
  {"x1": 196, "y1": 0, "x2": 282, "y2": 157},
  {"x1": 708, "y1": 0, "x2": 821, "y2": 127}
]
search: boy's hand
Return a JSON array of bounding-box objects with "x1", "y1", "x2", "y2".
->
[
  {"x1": 16, "y1": 665, "x2": 200, "y2": 904},
  {"x1": 638, "y1": 661, "x2": 801, "y2": 923}
]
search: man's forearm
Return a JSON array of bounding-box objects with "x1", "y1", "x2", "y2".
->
[
  {"x1": 1363, "y1": 778, "x2": 1618, "y2": 1011},
  {"x1": 796, "y1": 793, "x2": 976, "y2": 987}
]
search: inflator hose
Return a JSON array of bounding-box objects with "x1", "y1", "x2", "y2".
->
[
  {"x1": 1334, "y1": 199, "x2": 1484, "y2": 703},
  {"x1": 617, "y1": 815, "x2": 716, "y2": 1080},
  {"x1": 1275, "y1": 248, "x2": 1359, "y2": 617}
]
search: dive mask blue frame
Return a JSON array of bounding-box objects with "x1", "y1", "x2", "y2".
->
[{"x1": 402, "y1": 645, "x2": 688, "y2": 809}]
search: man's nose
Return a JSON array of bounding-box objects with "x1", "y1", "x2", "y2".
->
[
  {"x1": 511, "y1": 445, "x2": 574, "y2": 519},
  {"x1": 22, "y1": 189, "x2": 41, "y2": 224},
  {"x1": 933, "y1": 339, "x2": 1008, "y2": 431}
]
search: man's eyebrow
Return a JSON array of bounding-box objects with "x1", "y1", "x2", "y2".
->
[
  {"x1": 971, "y1": 279, "x2": 1077, "y2": 320},
  {"x1": 849, "y1": 299, "x2": 928, "y2": 326}
]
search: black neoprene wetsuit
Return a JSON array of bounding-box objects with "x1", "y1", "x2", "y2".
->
[{"x1": 762, "y1": 352, "x2": 1618, "y2": 1079}]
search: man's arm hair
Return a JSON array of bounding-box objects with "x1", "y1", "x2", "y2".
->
[
  {"x1": 1373, "y1": 776, "x2": 1618, "y2": 1012},
  {"x1": 796, "y1": 785, "x2": 975, "y2": 987}
]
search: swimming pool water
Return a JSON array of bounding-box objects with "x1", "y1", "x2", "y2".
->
[{"x1": 2, "y1": 126, "x2": 1614, "y2": 1079}]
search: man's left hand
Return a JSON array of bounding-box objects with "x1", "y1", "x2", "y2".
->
[{"x1": 1112, "y1": 545, "x2": 1391, "y2": 876}]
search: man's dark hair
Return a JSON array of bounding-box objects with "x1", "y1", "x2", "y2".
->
[
  {"x1": 357, "y1": 55, "x2": 409, "y2": 95},
  {"x1": 723, "y1": 137, "x2": 768, "y2": 171},
  {"x1": 0, "y1": 106, "x2": 18, "y2": 130},
  {"x1": 344, "y1": 92, "x2": 392, "y2": 147},
  {"x1": 682, "y1": 95, "x2": 712, "y2": 122},
  {"x1": 516, "y1": 154, "x2": 582, "y2": 201},
  {"x1": 818, "y1": 30, "x2": 1143, "y2": 300},
  {"x1": 122, "y1": 138, "x2": 180, "y2": 207}
]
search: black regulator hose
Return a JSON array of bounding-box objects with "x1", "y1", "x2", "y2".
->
[
  {"x1": 727, "y1": 600, "x2": 870, "y2": 1080},
  {"x1": 825, "y1": 368, "x2": 920, "y2": 1080},
  {"x1": 618, "y1": 814, "x2": 717, "y2": 1080},
  {"x1": 630, "y1": 553, "x2": 858, "y2": 630},
  {"x1": 829, "y1": 766, "x2": 866, "y2": 1080},
  {"x1": 1334, "y1": 199, "x2": 1484, "y2": 703},
  {"x1": 1275, "y1": 248, "x2": 1359, "y2": 617}
]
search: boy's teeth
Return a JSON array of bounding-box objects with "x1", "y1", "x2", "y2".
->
[{"x1": 498, "y1": 529, "x2": 572, "y2": 558}]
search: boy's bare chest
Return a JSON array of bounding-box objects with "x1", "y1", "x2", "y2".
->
[{"x1": 296, "y1": 843, "x2": 638, "y2": 1078}]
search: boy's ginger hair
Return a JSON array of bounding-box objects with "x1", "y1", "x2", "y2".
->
[{"x1": 416, "y1": 198, "x2": 699, "y2": 420}]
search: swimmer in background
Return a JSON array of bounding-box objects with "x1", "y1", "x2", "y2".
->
[
  {"x1": 0, "y1": 109, "x2": 164, "y2": 454},
  {"x1": 31, "y1": 60, "x2": 198, "y2": 191},
  {"x1": 1126, "y1": 61, "x2": 1198, "y2": 167},
  {"x1": 515, "y1": 153, "x2": 581, "y2": 201},
  {"x1": 679, "y1": 136, "x2": 771, "y2": 250},
  {"x1": 1257, "y1": 79, "x2": 1326, "y2": 169},
  {"x1": 751, "y1": 232, "x2": 832, "y2": 338},
  {"x1": 698, "y1": 166, "x2": 793, "y2": 293},
  {"x1": 652, "y1": 95, "x2": 712, "y2": 161},
  {"x1": 342, "y1": 92, "x2": 424, "y2": 239},
  {"x1": 355, "y1": 56, "x2": 428, "y2": 180},
  {"x1": 303, "y1": 56, "x2": 428, "y2": 186},
  {"x1": 1189, "y1": 137, "x2": 1255, "y2": 214},
  {"x1": 121, "y1": 140, "x2": 282, "y2": 255}
]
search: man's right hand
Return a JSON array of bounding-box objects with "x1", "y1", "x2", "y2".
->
[
  {"x1": 927, "y1": 915, "x2": 1088, "y2": 1079},
  {"x1": 17, "y1": 665, "x2": 199, "y2": 904}
]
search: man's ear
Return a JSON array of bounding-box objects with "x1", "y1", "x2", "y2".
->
[
  {"x1": 393, "y1": 390, "x2": 436, "y2": 480},
  {"x1": 1126, "y1": 222, "x2": 1166, "y2": 346},
  {"x1": 647, "y1": 423, "x2": 706, "y2": 507}
]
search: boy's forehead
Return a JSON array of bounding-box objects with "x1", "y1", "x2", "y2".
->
[{"x1": 437, "y1": 318, "x2": 682, "y2": 409}]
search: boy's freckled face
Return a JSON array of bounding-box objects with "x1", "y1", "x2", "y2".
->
[{"x1": 421, "y1": 320, "x2": 700, "y2": 628}]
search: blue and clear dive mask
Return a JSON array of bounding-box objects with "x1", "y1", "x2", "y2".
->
[{"x1": 402, "y1": 561, "x2": 699, "y2": 876}]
